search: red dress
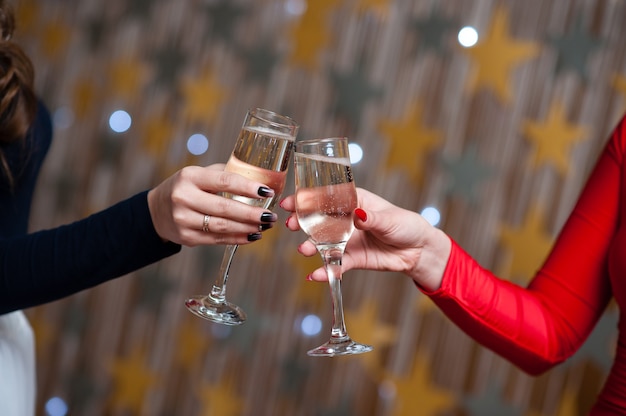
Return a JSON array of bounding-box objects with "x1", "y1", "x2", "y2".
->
[{"x1": 426, "y1": 115, "x2": 626, "y2": 414}]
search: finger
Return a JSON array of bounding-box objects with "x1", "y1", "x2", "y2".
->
[
  {"x1": 297, "y1": 240, "x2": 317, "y2": 256},
  {"x1": 307, "y1": 267, "x2": 328, "y2": 282},
  {"x1": 197, "y1": 213, "x2": 275, "y2": 235},
  {"x1": 279, "y1": 195, "x2": 296, "y2": 212},
  {"x1": 181, "y1": 230, "x2": 265, "y2": 247},
  {"x1": 284, "y1": 213, "x2": 301, "y2": 231},
  {"x1": 206, "y1": 163, "x2": 226, "y2": 171},
  {"x1": 186, "y1": 166, "x2": 277, "y2": 200},
  {"x1": 188, "y1": 190, "x2": 279, "y2": 226}
]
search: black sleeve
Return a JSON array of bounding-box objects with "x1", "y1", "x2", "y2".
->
[{"x1": 0, "y1": 191, "x2": 181, "y2": 313}]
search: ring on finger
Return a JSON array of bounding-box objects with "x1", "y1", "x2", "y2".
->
[{"x1": 202, "y1": 214, "x2": 211, "y2": 233}]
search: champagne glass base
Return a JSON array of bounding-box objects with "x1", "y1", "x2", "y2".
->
[
  {"x1": 307, "y1": 339, "x2": 373, "y2": 357},
  {"x1": 185, "y1": 295, "x2": 247, "y2": 326}
]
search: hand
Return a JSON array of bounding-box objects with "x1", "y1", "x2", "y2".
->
[
  {"x1": 281, "y1": 187, "x2": 451, "y2": 291},
  {"x1": 147, "y1": 164, "x2": 278, "y2": 246}
]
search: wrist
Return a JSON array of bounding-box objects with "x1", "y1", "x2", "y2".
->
[{"x1": 410, "y1": 228, "x2": 451, "y2": 291}]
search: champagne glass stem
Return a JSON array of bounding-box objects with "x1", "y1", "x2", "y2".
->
[
  {"x1": 209, "y1": 244, "x2": 239, "y2": 302},
  {"x1": 320, "y1": 246, "x2": 350, "y2": 343}
]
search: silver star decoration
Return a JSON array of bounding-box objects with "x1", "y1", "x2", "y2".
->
[
  {"x1": 238, "y1": 40, "x2": 282, "y2": 84},
  {"x1": 549, "y1": 17, "x2": 602, "y2": 79},
  {"x1": 215, "y1": 295, "x2": 277, "y2": 356},
  {"x1": 440, "y1": 143, "x2": 494, "y2": 203},
  {"x1": 136, "y1": 267, "x2": 176, "y2": 312},
  {"x1": 149, "y1": 42, "x2": 188, "y2": 88},
  {"x1": 329, "y1": 65, "x2": 383, "y2": 128},
  {"x1": 411, "y1": 8, "x2": 458, "y2": 54},
  {"x1": 203, "y1": 0, "x2": 248, "y2": 42},
  {"x1": 463, "y1": 382, "x2": 523, "y2": 416},
  {"x1": 566, "y1": 309, "x2": 618, "y2": 372}
]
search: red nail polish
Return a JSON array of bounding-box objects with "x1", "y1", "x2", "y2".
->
[
  {"x1": 355, "y1": 208, "x2": 367, "y2": 222},
  {"x1": 306, "y1": 274, "x2": 313, "y2": 281},
  {"x1": 279, "y1": 198, "x2": 286, "y2": 208},
  {"x1": 285, "y1": 216, "x2": 291, "y2": 227}
]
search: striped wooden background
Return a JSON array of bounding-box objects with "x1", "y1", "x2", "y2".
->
[{"x1": 12, "y1": 0, "x2": 626, "y2": 414}]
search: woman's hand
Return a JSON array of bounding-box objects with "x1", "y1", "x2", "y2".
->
[
  {"x1": 281, "y1": 187, "x2": 451, "y2": 291},
  {"x1": 147, "y1": 164, "x2": 278, "y2": 247}
]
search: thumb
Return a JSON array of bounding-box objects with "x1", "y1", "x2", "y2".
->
[{"x1": 353, "y1": 208, "x2": 371, "y2": 230}]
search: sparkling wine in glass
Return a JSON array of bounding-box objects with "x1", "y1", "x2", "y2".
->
[
  {"x1": 185, "y1": 108, "x2": 299, "y2": 325},
  {"x1": 294, "y1": 137, "x2": 373, "y2": 356}
]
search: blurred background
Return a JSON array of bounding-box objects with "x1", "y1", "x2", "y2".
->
[{"x1": 14, "y1": 0, "x2": 626, "y2": 414}]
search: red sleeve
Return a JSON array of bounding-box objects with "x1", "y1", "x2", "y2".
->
[{"x1": 423, "y1": 115, "x2": 625, "y2": 375}]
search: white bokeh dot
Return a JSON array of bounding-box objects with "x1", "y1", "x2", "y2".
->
[
  {"x1": 458, "y1": 26, "x2": 479, "y2": 47},
  {"x1": 349, "y1": 143, "x2": 363, "y2": 165},
  {"x1": 45, "y1": 396, "x2": 68, "y2": 416},
  {"x1": 109, "y1": 110, "x2": 132, "y2": 133},
  {"x1": 300, "y1": 314, "x2": 322, "y2": 337},
  {"x1": 187, "y1": 133, "x2": 209, "y2": 155},
  {"x1": 421, "y1": 206, "x2": 441, "y2": 227}
]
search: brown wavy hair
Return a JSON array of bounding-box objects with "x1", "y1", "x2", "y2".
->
[{"x1": 0, "y1": 0, "x2": 37, "y2": 189}]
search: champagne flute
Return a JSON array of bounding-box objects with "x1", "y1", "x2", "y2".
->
[
  {"x1": 185, "y1": 108, "x2": 299, "y2": 325},
  {"x1": 294, "y1": 137, "x2": 373, "y2": 356}
]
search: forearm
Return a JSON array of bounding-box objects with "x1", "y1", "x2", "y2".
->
[{"x1": 0, "y1": 191, "x2": 181, "y2": 313}]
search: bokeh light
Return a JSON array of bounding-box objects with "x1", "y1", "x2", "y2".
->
[
  {"x1": 349, "y1": 143, "x2": 363, "y2": 165},
  {"x1": 211, "y1": 323, "x2": 232, "y2": 339},
  {"x1": 458, "y1": 26, "x2": 479, "y2": 47},
  {"x1": 108, "y1": 110, "x2": 132, "y2": 133},
  {"x1": 300, "y1": 314, "x2": 322, "y2": 336},
  {"x1": 187, "y1": 133, "x2": 209, "y2": 155},
  {"x1": 45, "y1": 397, "x2": 68, "y2": 416},
  {"x1": 284, "y1": 0, "x2": 307, "y2": 16},
  {"x1": 52, "y1": 106, "x2": 74, "y2": 130},
  {"x1": 421, "y1": 206, "x2": 441, "y2": 227}
]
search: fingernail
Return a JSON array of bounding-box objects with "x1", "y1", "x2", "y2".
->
[
  {"x1": 261, "y1": 212, "x2": 278, "y2": 222},
  {"x1": 279, "y1": 198, "x2": 286, "y2": 208},
  {"x1": 248, "y1": 233, "x2": 262, "y2": 241},
  {"x1": 306, "y1": 274, "x2": 313, "y2": 281},
  {"x1": 258, "y1": 186, "x2": 274, "y2": 197},
  {"x1": 285, "y1": 216, "x2": 291, "y2": 227},
  {"x1": 355, "y1": 208, "x2": 367, "y2": 222},
  {"x1": 260, "y1": 223, "x2": 273, "y2": 231}
]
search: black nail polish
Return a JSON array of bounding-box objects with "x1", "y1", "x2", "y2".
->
[
  {"x1": 248, "y1": 233, "x2": 262, "y2": 241},
  {"x1": 258, "y1": 186, "x2": 274, "y2": 197},
  {"x1": 260, "y1": 223, "x2": 273, "y2": 231},
  {"x1": 260, "y1": 212, "x2": 277, "y2": 222}
]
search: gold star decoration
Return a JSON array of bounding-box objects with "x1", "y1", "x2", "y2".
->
[
  {"x1": 345, "y1": 299, "x2": 398, "y2": 381},
  {"x1": 239, "y1": 225, "x2": 283, "y2": 264},
  {"x1": 461, "y1": 6, "x2": 539, "y2": 103},
  {"x1": 612, "y1": 73, "x2": 626, "y2": 110},
  {"x1": 288, "y1": 250, "x2": 326, "y2": 310},
  {"x1": 139, "y1": 114, "x2": 175, "y2": 157},
  {"x1": 198, "y1": 375, "x2": 244, "y2": 416},
  {"x1": 39, "y1": 21, "x2": 72, "y2": 60},
  {"x1": 498, "y1": 205, "x2": 553, "y2": 283},
  {"x1": 287, "y1": 0, "x2": 339, "y2": 70},
  {"x1": 378, "y1": 102, "x2": 442, "y2": 185},
  {"x1": 179, "y1": 69, "x2": 229, "y2": 125},
  {"x1": 107, "y1": 346, "x2": 160, "y2": 414},
  {"x1": 26, "y1": 311, "x2": 56, "y2": 356},
  {"x1": 355, "y1": 0, "x2": 393, "y2": 18},
  {"x1": 72, "y1": 78, "x2": 102, "y2": 120},
  {"x1": 388, "y1": 352, "x2": 456, "y2": 415},
  {"x1": 174, "y1": 319, "x2": 211, "y2": 372},
  {"x1": 15, "y1": 1, "x2": 39, "y2": 34},
  {"x1": 555, "y1": 387, "x2": 579, "y2": 416},
  {"x1": 523, "y1": 102, "x2": 588, "y2": 176},
  {"x1": 108, "y1": 56, "x2": 151, "y2": 102}
]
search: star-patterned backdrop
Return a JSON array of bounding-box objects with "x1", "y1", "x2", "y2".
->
[{"x1": 14, "y1": 0, "x2": 626, "y2": 414}]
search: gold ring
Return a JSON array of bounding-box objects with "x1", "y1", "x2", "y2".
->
[{"x1": 202, "y1": 215, "x2": 211, "y2": 233}]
